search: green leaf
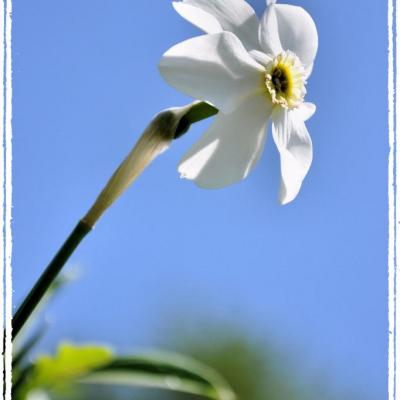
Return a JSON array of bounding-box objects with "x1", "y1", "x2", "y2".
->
[
  {"x1": 33, "y1": 343, "x2": 113, "y2": 386},
  {"x1": 21, "y1": 344, "x2": 235, "y2": 400},
  {"x1": 82, "y1": 351, "x2": 235, "y2": 400},
  {"x1": 18, "y1": 343, "x2": 113, "y2": 399}
]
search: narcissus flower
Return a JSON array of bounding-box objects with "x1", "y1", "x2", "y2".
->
[{"x1": 159, "y1": 0, "x2": 318, "y2": 204}]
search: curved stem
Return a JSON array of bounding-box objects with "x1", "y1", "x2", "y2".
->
[{"x1": 12, "y1": 101, "x2": 218, "y2": 341}]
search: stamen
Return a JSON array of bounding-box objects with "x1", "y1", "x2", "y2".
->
[
  {"x1": 264, "y1": 51, "x2": 306, "y2": 109},
  {"x1": 271, "y1": 67, "x2": 289, "y2": 94}
]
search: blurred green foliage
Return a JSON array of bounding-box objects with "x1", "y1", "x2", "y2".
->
[
  {"x1": 12, "y1": 342, "x2": 235, "y2": 400},
  {"x1": 150, "y1": 320, "x2": 363, "y2": 400},
  {"x1": 20, "y1": 344, "x2": 113, "y2": 398},
  {"x1": 12, "y1": 274, "x2": 362, "y2": 400}
]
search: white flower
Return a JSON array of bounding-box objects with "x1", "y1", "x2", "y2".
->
[{"x1": 159, "y1": 0, "x2": 318, "y2": 204}]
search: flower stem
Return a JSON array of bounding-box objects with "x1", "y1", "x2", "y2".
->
[
  {"x1": 12, "y1": 220, "x2": 91, "y2": 340},
  {"x1": 12, "y1": 101, "x2": 218, "y2": 341}
]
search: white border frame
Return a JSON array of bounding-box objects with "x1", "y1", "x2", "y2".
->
[
  {"x1": 1, "y1": 0, "x2": 5, "y2": 396},
  {"x1": 0, "y1": 0, "x2": 396, "y2": 398}
]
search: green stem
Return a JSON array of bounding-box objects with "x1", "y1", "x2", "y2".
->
[
  {"x1": 12, "y1": 221, "x2": 91, "y2": 340},
  {"x1": 12, "y1": 101, "x2": 218, "y2": 341}
]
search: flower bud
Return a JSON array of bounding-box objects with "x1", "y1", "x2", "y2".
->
[{"x1": 82, "y1": 101, "x2": 217, "y2": 227}]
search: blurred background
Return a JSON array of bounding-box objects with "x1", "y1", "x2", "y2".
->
[{"x1": 12, "y1": 0, "x2": 387, "y2": 399}]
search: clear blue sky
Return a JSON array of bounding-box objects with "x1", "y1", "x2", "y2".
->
[{"x1": 13, "y1": 1, "x2": 387, "y2": 399}]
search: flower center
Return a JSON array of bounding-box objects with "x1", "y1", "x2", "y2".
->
[
  {"x1": 265, "y1": 51, "x2": 306, "y2": 109},
  {"x1": 271, "y1": 67, "x2": 289, "y2": 95}
]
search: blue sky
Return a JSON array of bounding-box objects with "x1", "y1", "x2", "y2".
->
[{"x1": 13, "y1": 0, "x2": 387, "y2": 398}]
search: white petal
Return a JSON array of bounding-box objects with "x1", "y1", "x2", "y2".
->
[
  {"x1": 175, "y1": 0, "x2": 260, "y2": 50},
  {"x1": 259, "y1": 3, "x2": 283, "y2": 57},
  {"x1": 293, "y1": 102, "x2": 316, "y2": 122},
  {"x1": 272, "y1": 107, "x2": 313, "y2": 205},
  {"x1": 178, "y1": 94, "x2": 272, "y2": 188},
  {"x1": 259, "y1": 4, "x2": 318, "y2": 68},
  {"x1": 304, "y1": 62, "x2": 314, "y2": 79},
  {"x1": 173, "y1": 2, "x2": 223, "y2": 34},
  {"x1": 249, "y1": 49, "x2": 273, "y2": 67},
  {"x1": 159, "y1": 32, "x2": 265, "y2": 113}
]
